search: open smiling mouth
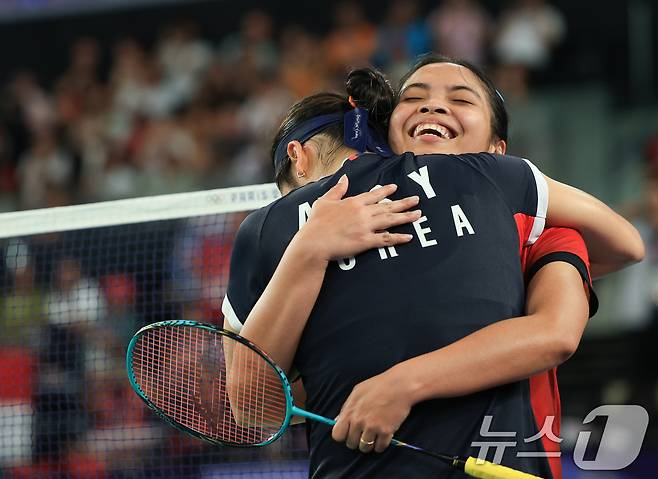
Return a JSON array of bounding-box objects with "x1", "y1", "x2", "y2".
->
[{"x1": 410, "y1": 123, "x2": 456, "y2": 140}]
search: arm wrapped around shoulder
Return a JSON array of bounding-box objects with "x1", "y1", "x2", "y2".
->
[{"x1": 544, "y1": 176, "x2": 645, "y2": 277}]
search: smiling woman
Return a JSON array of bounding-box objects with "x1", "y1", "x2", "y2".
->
[{"x1": 389, "y1": 58, "x2": 508, "y2": 157}]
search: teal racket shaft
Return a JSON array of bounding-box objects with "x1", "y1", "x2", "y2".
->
[{"x1": 126, "y1": 320, "x2": 542, "y2": 479}]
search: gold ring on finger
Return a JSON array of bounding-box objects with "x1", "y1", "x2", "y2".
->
[{"x1": 359, "y1": 437, "x2": 375, "y2": 446}]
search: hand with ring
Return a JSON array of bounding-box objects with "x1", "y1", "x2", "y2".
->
[
  {"x1": 358, "y1": 435, "x2": 376, "y2": 453},
  {"x1": 331, "y1": 368, "x2": 412, "y2": 453}
]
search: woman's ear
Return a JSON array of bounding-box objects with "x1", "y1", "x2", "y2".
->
[
  {"x1": 287, "y1": 140, "x2": 309, "y2": 179},
  {"x1": 491, "y1": 139, "x2": 507, "y2": 155}
]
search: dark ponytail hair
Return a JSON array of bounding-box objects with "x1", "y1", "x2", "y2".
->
[
  {"x1": 398, "y1": 53, "x2": 508, "y2": 143},
  {"x1": 345, "y1": 67, "x2": 395, "y2": 134},
  {"x1": 272, "y1": 67, "x2": 394, "y2": 190}
]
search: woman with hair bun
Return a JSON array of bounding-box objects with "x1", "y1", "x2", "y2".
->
[{"x1": 223, "y1": 61, "x2": 642, "y2": 478}]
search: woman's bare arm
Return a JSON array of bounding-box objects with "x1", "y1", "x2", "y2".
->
[
  {"x1": 332, "y1": 260, "x2": 589, "y2": 452},
  {"x1": 546, "y1": 176, "x2": 644, "y2": 277}
]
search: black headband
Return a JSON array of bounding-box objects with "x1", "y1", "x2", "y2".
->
[{"x1": 273, "y1": 108, "x2": 392, "y2": 171}]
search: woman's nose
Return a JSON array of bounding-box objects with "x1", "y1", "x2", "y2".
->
[{"x1": 419, "y1": 104, "x2": 449, "y2": 114}]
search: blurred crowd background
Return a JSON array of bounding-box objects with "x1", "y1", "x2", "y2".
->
[
  {"x1": 0, "y1": 0, "x2": 654, "y2": 213},
  {"x1": 0, "y1": 0, "x2": 657, "y2": 477}
]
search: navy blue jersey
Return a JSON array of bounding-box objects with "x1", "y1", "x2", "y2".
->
[{"x1": 222, "y1": 152, "x2": 552, "y2": 479}]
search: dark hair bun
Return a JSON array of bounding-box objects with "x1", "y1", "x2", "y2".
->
[{"x1": 345, "y1": 67, "x2": 395, "y2": 131}]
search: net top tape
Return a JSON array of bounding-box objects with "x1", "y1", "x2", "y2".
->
[{"x1": 0, "y1": 183, "x2": 281, "y2": 239}]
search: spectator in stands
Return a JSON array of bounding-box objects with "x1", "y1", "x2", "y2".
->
[
  {"x1": 107, "y1": 37, "x2": 150, "y2": 141},
  {"x1": 493, "y1": 61, "x2": 555, "y2": 174},
  {"x1": 99, "y1": 273, "x2": 138, "y2": 346},
  {"x1": 0, "y1": 241, "x2": 45, "y2": 348},
  {"x1": 590, "y1": 164, "x2": 656, "y2": 431},
  {"x1": 194, "y1": 59, "x2": 241, "y2": 108},
  {"x1": 0, "y1": 124, "x2": 19, "y2": 211},
  {"x1": 7, "y1": 71, "x2": 56, "y2": 137},
  {"x1": 46, "y1": 256, "x2": 107, "y2": 343},
  {"x1": 493, "y1": 0, "x2": 566, "y2": 73},
  {"x1": 279, "y1": 26, "x2": 328, "y2": 97},
  {"x1": 17, "y1": 127, "x2": 75, "y2": 210},
  {"x1": 218, "y1": 9, "x2": 279, "y2": 91},
  {"x1": 323, "y1": 1, "x2": 376, "y2": 76},
  {"x1": 427, "y1": 0, "x2": 491, "y2": 66},
  {"x1": 228, "y1": 73, "x2": 292, "y2": 186},
  {"x1": 131, "y1": 112, "x2": 209, "y2": 195},
  {"x1": 35, "y1": 256, "x2": 104, "y2": 469},
  {"x1": 156, "y1": 21, "x2": 212, "y2": 98},
  {"x1": 172, "y1": 212, "x2": 246, "y2": 322},
  {"x1": 71, "y1": 84, "x2": 113, "y2": 202},
  {"x1": 372, "y1": 0, "x2": 430, "y2": 81},
  {"x1": 1, "y1": 83, "x2": 30, "y2": 206},
  {"x1": 599, "y1": 124, "x2": 658, "y2": 335},
  {"x1": 94, "y1": 145, "x2": 139, "y2": 201},
  {"x1": 55, "y1": 37, "x2": 102, "y2": 128},
  {"x1": 57, "y1": 37, "x2": 101, "y2": 95}
]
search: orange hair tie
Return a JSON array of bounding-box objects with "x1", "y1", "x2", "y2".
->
[{"x1": 348, "y1": 96, "x2": 358, "y2": 108}]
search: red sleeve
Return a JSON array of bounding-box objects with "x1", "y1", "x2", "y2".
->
[
  {"x1": 524, "y1": 228, "x2": 597, "y2": 479},
  {"x1": 520, "y1": 227, "x2": 598, "y2": 317}
]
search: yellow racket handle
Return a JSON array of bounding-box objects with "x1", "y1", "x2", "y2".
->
[{"x1": 463, "y1": 457, "x2": 544, "y2": 479}]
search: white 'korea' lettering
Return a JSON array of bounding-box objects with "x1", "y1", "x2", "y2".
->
[
  {"x1": 379, "y1": 246, "x2": 399, "y2": 260},
  {"x1": 407, "y1": 166, "x2": 436, "y2": 199},
  {"x1": 451, "y1": 205, "x2": 475, "y2": 236},
  {"x1": 298, "y1": 202, "x2": 312, "y2": 230},
  {"x1": 338, "y1": 256, "x2": 356, "y2": 270},
  {"x1": 412, "y1": 216, "x2": 438, "y2": 247}
]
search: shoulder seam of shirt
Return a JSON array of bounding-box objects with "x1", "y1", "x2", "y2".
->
[{"x1": 454, "y1": 153, "x2": 543, "y2": 220}]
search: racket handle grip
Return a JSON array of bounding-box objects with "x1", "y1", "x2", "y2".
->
[{"x1": 463, "y1": 457, "x2": 544, "y2": 479}]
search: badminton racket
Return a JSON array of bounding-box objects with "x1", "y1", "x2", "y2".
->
[{"x1": 126, "y1": 320, "x2": 542, "y2": 479}]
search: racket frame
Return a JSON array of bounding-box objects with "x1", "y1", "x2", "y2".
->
[{"x1": 126, "y1": 319, "x2": 298, "y2": 447}]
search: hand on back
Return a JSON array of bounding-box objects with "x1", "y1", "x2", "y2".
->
[{"x1": 297, "y1": 175, "x2": 421, "y2": 262}]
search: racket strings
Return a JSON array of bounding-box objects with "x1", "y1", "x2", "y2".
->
[{"x1": 131, "y1": 327, "x2": 288, "y2": 445}]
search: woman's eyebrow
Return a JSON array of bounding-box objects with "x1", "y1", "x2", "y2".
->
[
  {"x1": 400, "y1": 82, "x2": 482, "y2": 100},
  {"x1": 449, "y1": 85, "x2": 482, "y2": 99},
  {"x1": 399, "y1": 82, "x2": 429, "y2": 96}
]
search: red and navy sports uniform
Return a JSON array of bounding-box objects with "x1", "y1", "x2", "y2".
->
[
  {"x1": 223, "y1": 151, "x2": 550, "y2": 478},
  {"x1": 521, "y1": 227, "x2": 598, "y2": 479}
]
